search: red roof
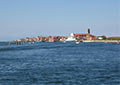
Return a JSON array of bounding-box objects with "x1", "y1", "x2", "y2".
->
[
  {"x1": 108, "y1": 37, "x2": 120, "y2": 39},
  {"x1": 74, "y1": 33, "x2": 96, "y2": 37},
  {"x1": 74, "y1": 33, "x2": 89, "y2": 36}
]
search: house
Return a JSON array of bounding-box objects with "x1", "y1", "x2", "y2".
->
[{"x1": 108, "y1": 37, "x2": 120, "y2": 40}]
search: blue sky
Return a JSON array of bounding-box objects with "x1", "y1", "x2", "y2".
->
[{"x1": 0, "y1": 0, "x2": 119, "y2": 41}]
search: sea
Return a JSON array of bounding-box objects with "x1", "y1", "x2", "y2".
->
[{"x1": 0, "y1": 42, "x2": 120, "y2": 85}]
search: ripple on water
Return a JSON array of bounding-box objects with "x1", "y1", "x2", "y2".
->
[{"x1": 0, "y1": 42, "x2": 120, "y2": 85}]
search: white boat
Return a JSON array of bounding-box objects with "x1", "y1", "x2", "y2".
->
[
  {"x1": 83, "y1": 40, "x2": 92, "y2": 42},
  {"x1": 66, "y1": 36, "x2": 76, "y2": 41},
  {"x1": 76, "y1": 42, "x2": 80, "y2": 44},
  {"x1": 65, "y1": 33, "x2": 76, "y2": 42}
]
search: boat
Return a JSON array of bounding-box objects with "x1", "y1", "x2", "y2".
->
[
  {"x1": 65, "y1": 33, "x2": 76, "y2": 42},
  {"x1": 76, "y1": 42, "x2": 80, "y2": 44},
  {"x1": 82, "y1": 40, "x2": 92, "y2": 42},
  {"x1": 75, "y1": 40, "x2": 83, "y2": 44},
  {"x1": 66, "y1": 36, "x2": 76, "y2": 42}
]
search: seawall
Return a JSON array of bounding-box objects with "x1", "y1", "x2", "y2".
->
[{"x1": 83, "y1": 40, "x2": 120, "y2": 43}]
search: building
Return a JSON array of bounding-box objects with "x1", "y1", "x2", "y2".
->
[
  {"x1": 74, "y1": 33, "x2": 96, "y2": 40},
  {"x1": 108, "y1": 37, "x2": 120, "y2": 40},
  {"x1": 74, "y1": 29, "x2": 96, "y2": 40}
]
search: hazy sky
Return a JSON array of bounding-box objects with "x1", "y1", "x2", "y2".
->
[{"x1": 0, "y1": 0, "x2": 120, "y2": 41}]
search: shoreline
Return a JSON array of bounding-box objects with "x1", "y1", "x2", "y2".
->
[
  {"x1": 7, "y1": 40, "x2": 120, "y2": 45},
  {"x1": 83, "y1": 40, "x2": 120, "y2": 43}
]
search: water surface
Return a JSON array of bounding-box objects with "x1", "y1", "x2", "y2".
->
[{"x1": 0, "y1": 42, "x2": 120, "y2": 85}]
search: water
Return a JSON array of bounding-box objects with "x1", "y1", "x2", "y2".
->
[{"x1": 0, "y1": 42, "x2": 120, "y2": 85}]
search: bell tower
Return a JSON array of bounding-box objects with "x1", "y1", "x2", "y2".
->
[{"x1": 88, "y1": 28, "x2": 90, "y2": 34}]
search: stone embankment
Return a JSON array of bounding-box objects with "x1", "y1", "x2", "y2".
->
[{"x1": 83, "y1": 40, "x2": 120, "y2": 43}]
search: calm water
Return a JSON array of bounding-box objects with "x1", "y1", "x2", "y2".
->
[{"x1": 0, "y1": 42, "x2": 120, "y2": 85}]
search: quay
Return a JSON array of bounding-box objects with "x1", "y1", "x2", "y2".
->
[{"x1": 83, "y1": 40, "x2": 120, "y2": 43}]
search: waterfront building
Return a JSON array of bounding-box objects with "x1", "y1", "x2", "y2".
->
[
  {"x1": 73, "y1": 29, "x2": 96, "y2": 40},
  {"x1": 74, "y1": 33, "x2": 96, "y2": 40},
  {"x1": 108, "y1": 37, "x2": 120, "y2": 40},
  {"x1": 59, "y1": 36, "x2": 67, "y2": 42}
]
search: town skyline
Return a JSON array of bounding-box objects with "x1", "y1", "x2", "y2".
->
[
  {"x1": 8, "y1": 28, "x2": 120, "y2": 45},
  {"x1": 0, "y1": 0, "x2": 120, "y2": 41},
  {"x1": 0, "y1": 28, "x2": 120, "y2": 41}
]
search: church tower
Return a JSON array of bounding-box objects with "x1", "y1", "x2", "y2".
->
[
  {"x1": 87, "y1": 28, "x2": 91, "y2": 40},
  {"x1": 88, "y1": 28, "x2": 90, "y2": 34}
]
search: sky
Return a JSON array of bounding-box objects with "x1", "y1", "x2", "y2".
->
[{"x1": 0, "y1": 0, "x2": 120, "y2": 41}]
